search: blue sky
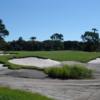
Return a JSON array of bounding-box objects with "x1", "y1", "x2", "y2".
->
[{"x1": 0, "y1": 0, "x2": 100, "y2": 41}]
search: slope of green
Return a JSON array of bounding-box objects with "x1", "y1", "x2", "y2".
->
[{"x1": 0, "y1": 87, "x2": 53, "y2": 100}]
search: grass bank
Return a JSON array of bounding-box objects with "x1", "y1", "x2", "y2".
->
[{"x1": 0, "y1": 87, "x2": 54, "y2": 100}]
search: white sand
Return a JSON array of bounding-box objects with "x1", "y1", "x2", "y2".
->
[
  {"x1": 0, "y1": 54, "x2": 10, "y2": 56},
  {"x1": 88, "y1": 58, "x2": 100, "y2": 64},
  {"x1": 0, "y1": 64, "x2": 8, "y2": 70},
  {"x1": 9, "y1": 57, "x2": 61, "y2": 68}
]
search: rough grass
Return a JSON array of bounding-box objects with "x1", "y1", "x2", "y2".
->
[
  {"x1": 45, "y1": 65, "x2": 93, "y2": 79},
  {"x1": 1, "y1": 50, "x2": 100, "y2": 69},
  {"x1": 0, "y1": 87, "x2": 54, "y2": 100}
]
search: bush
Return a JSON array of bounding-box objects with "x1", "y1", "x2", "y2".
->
[
  {"x1": 70, "y1": 65, "x2": 92, "y2": 79},
  {"x1": 45, "y1": 65, "x2": 92, "y2": 79},
  {"x1": 45, "y1": 65, "x2": 70, "y2": 79}
]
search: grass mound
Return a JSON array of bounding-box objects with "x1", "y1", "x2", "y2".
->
[
  {"x1": 0, "y1": 87, "x2": 54, "y2": 100},
  {"x1": 45, "y1": 65, "x2": 92, "y2": 79}
]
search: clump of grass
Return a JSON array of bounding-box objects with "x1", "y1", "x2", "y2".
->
[
  {"x1": 45, "y1": 65, "x2": 70, "y2": 79},
  {"x1": 45, "y1": 65, "x2": 92, "y2": 79},
  {"x1": 0, "y1": 87, "x2": 54, "y2": 100},
  {"x1": 69, "y1": 65, "x2": 92, "y2": 79}
]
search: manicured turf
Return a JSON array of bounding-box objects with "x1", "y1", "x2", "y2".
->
[
  {"x1": 10, "y1": 50, "x2": 100, "y2": 62},
  {"x1": 1, "y1": 50, "x2": 100, "y2": 69},
  {"x1": 0, "y1": 87, "x2": 53, "y2": 100}
]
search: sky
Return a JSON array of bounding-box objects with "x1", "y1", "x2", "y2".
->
[{"x1": 0, "y1": 0, "x2": 100, "y2": 41}]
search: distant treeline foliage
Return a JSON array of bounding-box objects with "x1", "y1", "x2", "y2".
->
[
  {"x1": 0, "y1": 32, "x2": 100, "y2": 52},
  {"x1": 0, "y1": 38, "x2": 99, "y2": 52},
  {"x1": 0, "y1": 19, "x2": 100, "y2": 52}
]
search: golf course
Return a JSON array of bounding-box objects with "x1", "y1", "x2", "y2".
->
[
  {"x1": 0, "y1": 0, "x2": 100, "y2": 99},
  {"x1": 0, "y1": 51, "x2": 100, "y2": 100}
]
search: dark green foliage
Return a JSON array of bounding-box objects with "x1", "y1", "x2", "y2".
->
[
  {"x1": 43, "y1": 40, "x2": 64, "y2": 50},
  {"x1": 8, "y1": 39, "x2": 100, "y2": 52},
  {"x1": 7, "y1": 34, "x2": 99, "y2": 52},
  {"x1": 50, "y1": 33, "x2": 63, "y2": 41},
  {"x1": 81, "y1": 31, "x2": 99, "y2": 43},
  {"x1": 9, "y1": 37, "x2": 42, "y2": 51},
  {"x1": 9, "y1": 37, "x2": 26, "y2": 51},
  {"x1": 81, "y1": 28, "x2": 100, "y2": 51},
  {"x1": 45, "y1": 65, "x2": 92, "y2": 79},
  {"x1": 0, "y1": 38, "x2": 9, "y2": 50},
  {"x1": 0, "y1": 19, "x2": 9, "y2": 51},
  {"x1": 0, "y1": 21, "x2": 99, "y2": 52},
  {"x1": 0, "y1": 19, "x2": 9, "y2": 38},
  {"x1": 30, "y1": 36, "x2": 36, "y2": 41},
  {"x1": 0, "y1": 25, "x2": 100, "y2": 52},
  {"x1": 64, "y1": 41, "x2": 84, "y2": 50}
]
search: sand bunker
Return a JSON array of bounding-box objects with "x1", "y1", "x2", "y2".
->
[
  {"x1": 88, "y1": 58, "x2": 100, "y2": 64},
  {"x1": 9, "y1": 57, "x2": 61, "y2": 68},
  {"x1": 0, "y1": 54, "x2": 10, "y2": 56},
  {"x1": 0, "y1": 64, "x2": 8, "y2": 70}
]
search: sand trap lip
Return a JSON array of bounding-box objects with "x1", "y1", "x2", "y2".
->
[
  {"x1": 9, "y1": 57, "x2": 61, "y2": 68},
  {"x1": 88, "y1": 58, "x2": 100, "y2": 64},
  {"x1": 0, "y1": 64, "x2": 8, "y2": 70},
  {"x1": 0, "y1": 54, "x2": 10, "y2": 56}
]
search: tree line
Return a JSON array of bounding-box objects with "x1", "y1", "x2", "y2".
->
[{"x1": 0, "y1": 19, "x2": 100, "y2": 52}]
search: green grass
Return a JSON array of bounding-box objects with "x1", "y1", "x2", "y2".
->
[
  {"x1": 45, "y1": 65, "x2": 93, "y2": 79},
  {"x1": 9, "y1": 51, "x2": 100, "y2": 62},
  {"x1": 0, "y1": 87, "x2": 54, "y2": 100},
  {"x1": 1, "y1": 50, "x2": 100, "y2": 69}
]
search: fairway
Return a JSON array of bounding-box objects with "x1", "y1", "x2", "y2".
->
[{"x1": 10, "y1": 51, "x2": 100, "y2": 62}]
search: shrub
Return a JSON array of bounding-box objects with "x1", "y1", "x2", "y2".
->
[
  {"x1": 45, "y1": 65, "x2": 92, "y2": 79},
  {"x1": 45, "y1": 65, "x2": 71, "y2": 79},
  {"x1": 70, "y1": 65, "x2": 92, "y2": 79}
]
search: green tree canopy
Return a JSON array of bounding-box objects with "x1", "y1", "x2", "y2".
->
[
  {"x1": 0, "y1": 19, "x2": 9, "y2": 39},
  {"x1": 81, "y1": 28, "x2": 99, "y2": 43},
  {"x1": 50, "y1": 33, "x2": 64, "y2": 41},
  {"x1": 81, "y1": 28, "x2": 100, "y2": 51},
  {"x1": 30, "y1": 36, "x2": 36, "y2": 41}
]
